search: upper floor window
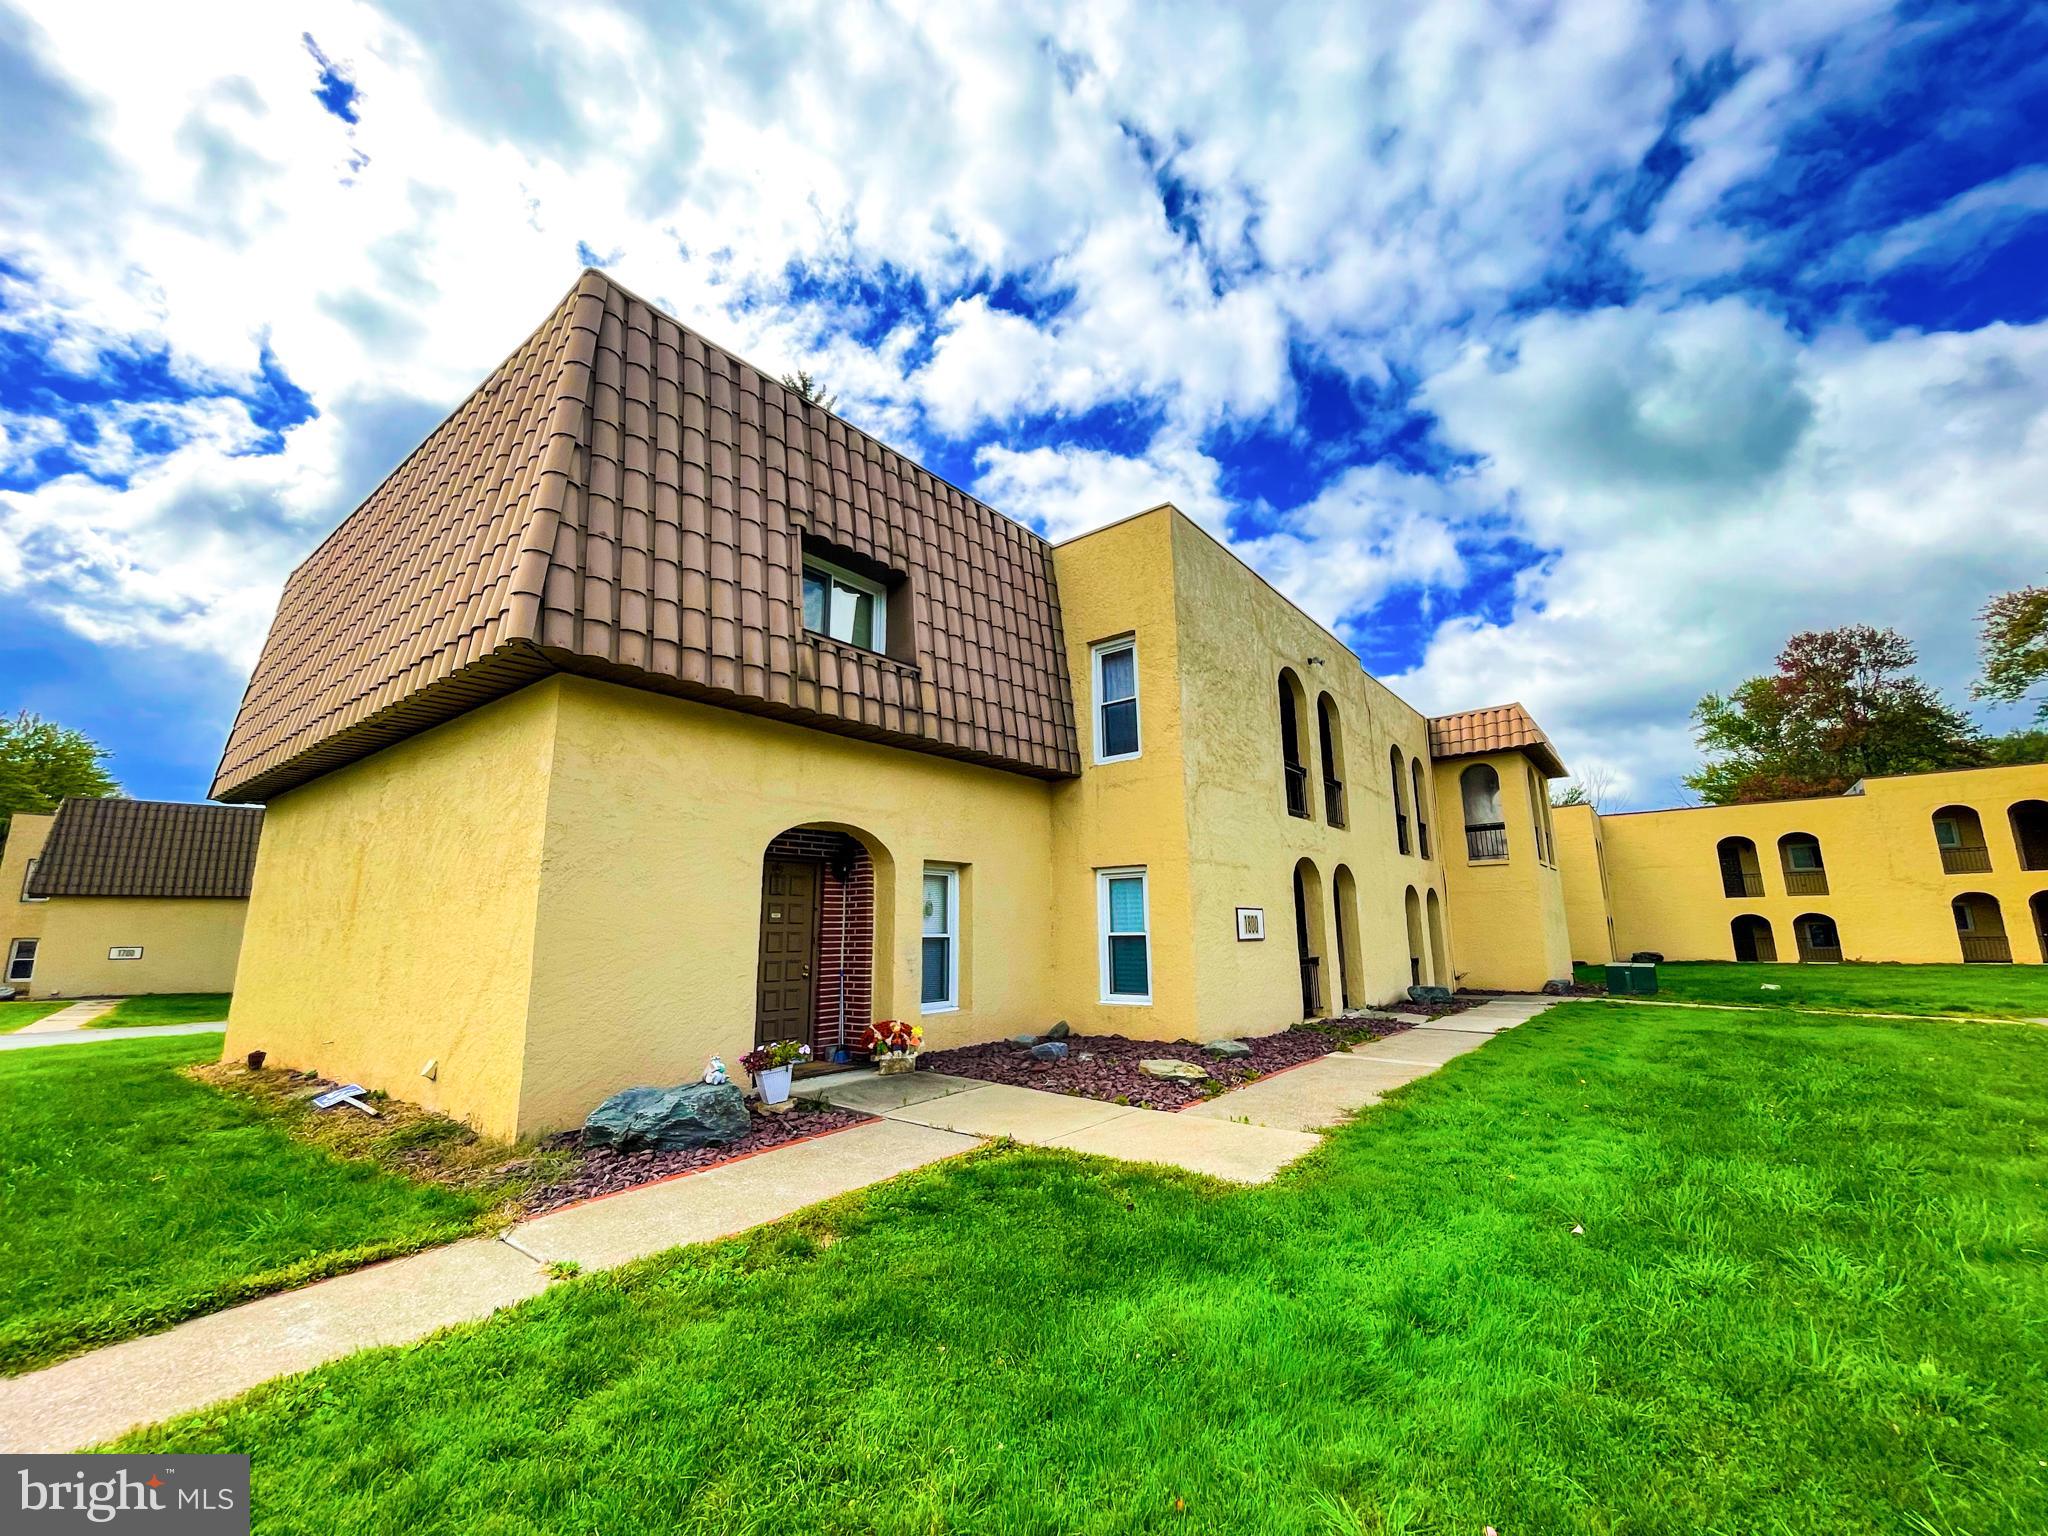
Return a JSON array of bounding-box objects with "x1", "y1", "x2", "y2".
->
[
  {"x1": 1317, "y1": 695, "x2": 1345, "y2": 828},
  {"x1": 1092, "y1": 638, "x2": 1141, "y2": 763},
  {"x1": 1390, "y1": 746, "x2": 1411, "y2": 855},
  {"x1": 20, "y1": 858, "x2": 48, "y2": 902},
  {"x1": 1931, "y1": 805, "x2": 1992, "y2": 874},
  {"x1": 1410, "y1": 758, "x2": 1431, "y2": 859},
  {"x1": 802, "y1": 555, "x2": 887, "y2": 652},
  {"x1": 1278, "y1": 670, "x2": 1310, "y2": 819},
  {"x1": 1461, "y1": 763, "x2": 1506, "y2": 861},
  {"x1": 1779, "y1": 832, "x2": 1829, "y2": 895}
]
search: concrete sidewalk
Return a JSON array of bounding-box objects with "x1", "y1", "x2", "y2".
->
[
  {"x1": 12, "y1": 998, "x2": 117, "y2": 1034},
  {"x1": 0, "y1": 1117, "x2": 974, "y2": 1453},
  {"x1": 0, "y1": 1022, "x2": 227, "y2": 1051},
  {"x1": 0, "y1": 995, "x2": 1552, "y2": 1453}
]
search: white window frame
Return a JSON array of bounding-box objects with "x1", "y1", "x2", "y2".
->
[
  {"x1": 801, "y1": 554, "x2": 888, "y2": 652},
  {"x1": 5, "y1": 938, "x2": 36, "y2": 984},
  {"x1": 1090, "y1": 636, "x2": 1141, "y2": 764},
  {"x1": 1785, "y1": 840, "x2": 1822, "y2": 871},
  {"x1": 1097, "y1": 866, "x2": 1152, "y2": 1005},
  {"x1": 919, "y1": 865, "x2": 960, "y2": 1014},
  {"x1": 1933, "y1": 818, "x2": 1960, "y2": 849},
  {"x1": 1953, "y1": 901, "x2": 1974, "y2": 933},
  {"x1": 21, "y1": 857, "x2": 47, "y2": 902}
]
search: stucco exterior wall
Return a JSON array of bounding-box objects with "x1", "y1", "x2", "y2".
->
[
  {"x1": 1155, "y1": 509, "x2": 1451, "y2": 1030},
  {"x1": 1552, "y1": 802, "x2": 1617, "y2": 964},
  {"x1": 1589, "y1": 762, "x2": 2048, "y2": 965},
  {"x1": 1435, "y1": 752, "x2": 1572, "y2": 990},
  {"x1": 520, "y1": 676, "x2": 1060, "y2": 1136},
  {"x1": 1, "y1": 813, "x2": 53, "y2": 989},
  {"x1": 1046, "y1": 510, "x2": 1200, "y2": 1038},
  {"x1": 223, "y1": 684, "x2": 559, "y2": 1136},
  {"x1": 30, "y1": 897, "x2": 247, "y2": 997}
]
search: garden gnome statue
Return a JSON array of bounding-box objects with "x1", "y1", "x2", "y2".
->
[{"x1": 703, "y1": 1056, "x2": 730, "y2": 1086}]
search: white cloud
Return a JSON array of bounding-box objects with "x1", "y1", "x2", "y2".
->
[
  {"x1": 1391, "y1": 302, "x2": 2048, "y2": 803},
  {"x1": 972, "y1": 433, "x2": 1230, "y2": 544},
  {"x1": 1867, "y1": 165, "x2": 2048, "y2": 273}
]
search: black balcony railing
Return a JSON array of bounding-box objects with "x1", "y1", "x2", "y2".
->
[
  {"x1": 1299, "y1": 956, "x2": 1322, "y2": 1016},
  {"x1": 1722, "y1": 870, "x2": 1765, "y2": 898},
  {"x1": 1783, "y1": 868, "x2": 1830, "y2": 896},
  {"x1": 1395, "y1": 812, "x2": 1411, "y2": 856},
  {"x1": 1959, "y1": 933, "x2": 2012, "y2": 964},
  {"x1": 1465, "y1": 822, "x2": 1508, "y2": 861},
  {"x1": 1797, "y1": 940, "x2": 1843, "y2": 964},
  {"x1": 1940, "y1": 844, "x2": 1992, "y2": 875},
  {"x1": 1323, "y1": 779, "x2": 1346, "y2": 828},
  {"x1": 1285, "y1": 762, "x2": 1310, "y2": 819}
]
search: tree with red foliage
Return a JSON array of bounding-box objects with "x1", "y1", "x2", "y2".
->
[{"x1": 1685, "y1": 625, "x2": 1983, "y2": 804}]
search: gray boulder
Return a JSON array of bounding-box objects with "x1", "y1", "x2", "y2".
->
[
  {"x1": 1030, "y1": 1041, "x2": 1069, "y2": 1061},
  {"x1": 1203, "y1": 1039, "x2": 1253, "y2": 1059},
  {"x1": 1407, "y1": 985, "x2": 1454, "y2": 1005},
  {"x1": 584, "y1": 1082, "x2": 750, "y2": 1151},
  {"x1": 1009, "y1": 1033, "x2": 1040, "y2": 1046},
  {"x1": 1046, "y1": 1019, "x2": 1072, "y2": 1041},
  {"x1": 1541, "y1": 977, "x2": 1576, "y2": 995},
  {"x1": 1139, "y1": 1058, "x2": 1209, "y2": 1081}
]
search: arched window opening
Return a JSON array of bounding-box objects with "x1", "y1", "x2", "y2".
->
[{"x1": 1460, "y1": 763, "x2": 1506, "y2": 861}]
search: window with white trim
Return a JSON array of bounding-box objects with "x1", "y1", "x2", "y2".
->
[
  {"x1": 5, "y1": 938, "x2": 36, "y2": 984},
  {"x1": 1933, "y1": 818, "x2": 1961, "y2": 849},
  {"x1": 920, "y1": 865, "x2": 959, "y2": 1012},
  {"x1": 21, "y1": 858, "x2": 47, "y2": 902},
  {"x1": 1091, "y1": 637, "x2": 1140, "y2": 762},
  {"x1": 801, "y1": 555, "x2": 888, "y2": 652},
  {"x1": 1097, "y1": 867, "x2": 1151, "y2": 1003}
]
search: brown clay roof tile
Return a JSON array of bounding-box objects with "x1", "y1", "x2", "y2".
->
[
  {"x1": 28, "y1": 798, "x2": 264, "y2": 899},
  {"x1": 1427, "y1": 702, "x2": 1567, "y2": 778},
  {"x1": 214, "y1": 271, "x2": 1081, "y2": 801}
]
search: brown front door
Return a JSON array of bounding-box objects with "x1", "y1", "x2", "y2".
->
[{"x1": 757, "y1": 859, "x2": 820, "y2": 1047}]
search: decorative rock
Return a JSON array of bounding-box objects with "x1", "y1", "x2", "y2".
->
[
  {"x1": 1009, "y1": 1033, "x2": 1040, "y2": 1046},
  {"x1": 1203, "y1": 1039, "x2": 1253, "y2": 1059},
  {"x1": 1046, "y1": 1019, "x2": 1072, "y2": 1041},
  {"x1": 584, "y1": 1082, "x2": 750, "y2": 1151},
  {"x1": 1630, "y1": 951, "x2": 1664, "y2": 964},
  {"x1": 1029, "y1": 1041, "x2": 1069, "y2": 1061},
  {"x1": 1541, "y1": 978, "x2": 1576, "y2": 995},
  {"x1": 1138, "y1": 1058, "x2": 1209, "y2": 1081},
  {"x1": 1407, "y1": 985, "x2": 1454, "y2": 1005}
]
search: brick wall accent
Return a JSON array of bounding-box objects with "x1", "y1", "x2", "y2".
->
[{"x1": 762, "y1": 828, "x2": 874, "y2": 1054}]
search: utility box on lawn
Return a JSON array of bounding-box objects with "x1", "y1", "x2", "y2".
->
[{"x1": 1605, "y1": 961, "x2": 1658, "y2": 996}]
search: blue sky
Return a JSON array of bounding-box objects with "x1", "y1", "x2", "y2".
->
[{"x1": 2, "y1": 0, "x2": 2045, "y2": 808}]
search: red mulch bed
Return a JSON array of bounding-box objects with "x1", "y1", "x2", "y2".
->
[
  {"x1": 917, "y1": 1018, "x2": 1416, "y2": 1112},
  {"x1": 521, "y1": 1104, "x2": 873, "y2": 1215}
]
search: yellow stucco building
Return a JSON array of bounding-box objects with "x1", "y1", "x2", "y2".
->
[
  {"x1": 213, "y1": 272, "x2": 1577, "y2": 1139},
  {"x1": 1553, "y1": 764, "x2": 2048, "y2": 968},
  {"x1": 2, "y1": 798, "x2": 261, "y2": 998}
]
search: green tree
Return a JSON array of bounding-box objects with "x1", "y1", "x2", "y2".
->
[
  {"x1": 779, "y1": 369, "x2": 838, "y2": 412},
  {"x1": 1973, "y1": 584, "x2": 2048, "y2": 722},
  {"x1": 1684, "y1": 625, "x2": 1983, "y2": 804},
  {"x1": 0, "y1": 712, "x2": 120, "y2": 823}
]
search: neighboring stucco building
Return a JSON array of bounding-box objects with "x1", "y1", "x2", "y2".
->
[
  {"x1": 1553, "y1": 764, "x2": 2048, "y2": 967},
  {"x1": 213, "y1": 271, "x2": 1573, "y2": 1139},
  {"x1": 5, "y1": 798, "x2": 262, "y2": 997}
]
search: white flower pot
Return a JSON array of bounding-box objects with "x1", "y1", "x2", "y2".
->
[{"x1": 756, "y1": 1064, "x2": 794, "y2": 1105}]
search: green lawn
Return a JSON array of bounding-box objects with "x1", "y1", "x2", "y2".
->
[
  {"x1": 1577, "y1": 958, "x2": 2048, "y2": 1018},
  {"x1": 0, "y1": 998, "x2": 71, "y2": 1033},
  {"x1": 0, "y1": 1035, "x2": 491, "y2": 1374},
  {"x1": 91, "y1": 992, "x2": 235, "y2": 1027},
  {"x1": 127, "y1": 1002, "x2": 2048, "y2": 1534}
]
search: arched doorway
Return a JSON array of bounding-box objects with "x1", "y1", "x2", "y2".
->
[
  {"x1": 1730, "y1": 913, "x2": 1776, "y2": 962},
  {"x1": 1403, "y1": 885, "x2": 1426, "y2": 987},
  {"x1": 1424, "y1": 888, "x2": 1448, "y2": 987},
  {"x1": 1332, "y1": 864, "x2": 1363, "y2": 1010},
  {"x1": 1716, "y1": 836, "x2": 1762, "y2": 898},
  {"x1": 1952, "y1": 891, "x2": 2012, "y2": 963},
  {"x1": 1931, "y1": 806, "x2": 1992, "y2": 874},
  {"x1": 1293, "y1": 858, "x2": 1328, "y2": 1017},
  {"x1": 1779, "y1": 833, "x2": 1828, "y2": 896},
  {"x1": 1793, "y1": 912, "x2": 1842, "y2": 963},
  {"x1": 758, "y1": 824, "x2": 893, "y2": 1059},
  {"x1": 2011, "y1": 801, "x2": 2048, "y2": 871},
  {"x1": 1279, "y1": 670, "x2": 1311, "y2": 818}
]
